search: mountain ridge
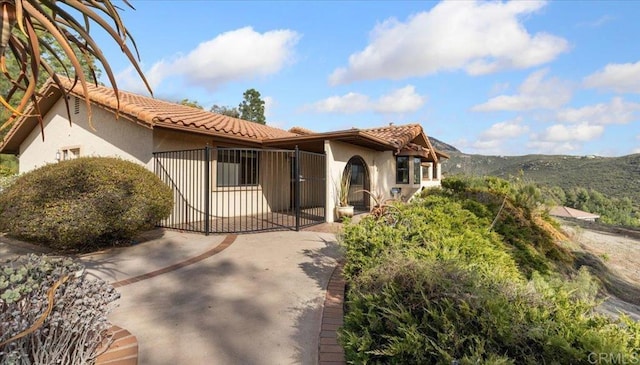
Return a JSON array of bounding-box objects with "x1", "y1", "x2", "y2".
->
[{"x1": 428, "y1": 137, "x2": 640, "y2": 207}]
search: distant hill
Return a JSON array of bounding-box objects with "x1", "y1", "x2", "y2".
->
[
  {"x1": 427, "y1": 137, "x2": 640, "y2": 207},
  {"x1": 428, "y1": 136, "x2": 460, "y2": 154},
  {"x1": 440, "y1": 152, "x2": 640, "y2": 207}
]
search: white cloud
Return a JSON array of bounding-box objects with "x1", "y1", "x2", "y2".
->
[
  {"x1": 471, "y1": 139, "x2": 502, "y2": 151},
  {"x1": 263, "y1": 96, "x2": 275, "y2": 119},
  {"x1": 465, "y1": 117, "x2": 529, "y2": 154},
  {"x1": 114, "y1": 65, "x2": 156, "y2": 96},
  {"x1": 480, "y1": 117, "x2": 530, "y2": 139},
  {"x1": 307, "y1": 85, "x2": 425, "y2": 114},
  {"x1": 329, "y1": 0, "x2": 568, "y2": 84},
  {"x1": 146, "y1": 27, "x2": 300, "y2": 90},
  {"x1": 489, "y1": 82, "x2": 511, "y2": 96},
  {"x1": 308, "y1": 92, "x2": 371, "y2": 114},
  {"x1": 578, "y1": 15, "x2": 615, "y2": 28},
  {"x1": 472, "y1": 69, "x2": 572, "y2": 111},
  {"x1": 556, "y1": 97, "x2": 640, "y2": 125},
  {"x1": 584, "y1": 61, "x2": 640, "y2": 93},
  {"x1": 374, "y1": 86, "x2": 425, "y2": 113},
  {"x1": 537, "y1": 123, "x2": 604, "y2": 142},
  {"x1": 526, "y1": 140, "x2": 581, "y2": 154}
]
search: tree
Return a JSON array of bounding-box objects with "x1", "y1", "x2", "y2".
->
[
  {"x1": 210, "y1": 104, "x2": 240, "y2": 118},
  {"x1": 0, "y1": 0, "x2": 150, "y2": 134},
  {"x1": 179, "y1": 98, "x2": 203, "y2": 109},
  {"x1": 238, "y1": 88, "x2": 266, "y2": 124}
]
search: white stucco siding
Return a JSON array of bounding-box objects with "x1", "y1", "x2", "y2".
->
[
  {"x1": 324, "y1": 140, "x2": 442, "y2": 222},
  {"x1": 153, "y1": 128, "x2": 213, "y2": 153},
  {"x1": 18, "y1": 97, "x2": 153, "y2": 173}
]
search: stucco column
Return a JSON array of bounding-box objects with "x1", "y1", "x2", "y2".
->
[{"x1": 324, "y1": 140, "x2": 334, "y2": 223}]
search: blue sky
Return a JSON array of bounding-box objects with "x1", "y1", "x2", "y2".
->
[{"x1": 93, "y1": 0, "x2": 640, "y2": 156}]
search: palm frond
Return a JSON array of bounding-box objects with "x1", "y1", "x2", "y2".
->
[{"x1": 0, "y1": 0, "x2": 151, "y2": 136}]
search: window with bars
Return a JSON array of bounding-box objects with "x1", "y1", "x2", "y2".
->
[{"x1": 216, "y1": 149, "x2": 259, "y2": 187}]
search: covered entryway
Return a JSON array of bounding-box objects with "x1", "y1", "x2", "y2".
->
[
  {"x1": 153, "y1": 147, "x2": 325, "y2": 234},
  {"x1": 344, "y1": 155, "x2": 370, "y2": 212}
]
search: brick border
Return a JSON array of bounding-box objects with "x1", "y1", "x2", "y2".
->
[
  {"x1": 319, "y1": 262, "x2": 346, "y2": 365},
  {"x1": 112, "y1": 234, "x2": 237, "y2": 288},
  {"x1": 96, "y1": 326, "x2": 138, "y2": 365}
]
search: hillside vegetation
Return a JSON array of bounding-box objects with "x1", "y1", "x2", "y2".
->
[
  {"x1": 339, "y1": 176, "x2": 640, "y2": 364},
  {"x1": 441, "y1": 153, "x2": 640, "y2": 208}
]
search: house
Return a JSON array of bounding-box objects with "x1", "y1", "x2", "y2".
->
[
  {"x1": 0, "y1": 77, "x2": 448, "y2": 233},
  {"x1": 549, "y1": 206, "x2": 600, "y2": 222}
]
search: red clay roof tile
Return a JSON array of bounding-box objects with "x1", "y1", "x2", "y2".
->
[
  {"x1": 361, "y1": 124, "x2": 422, "y2": 149},
  {"x1": 58, "y1": 78, "x2": 298, "y2": 141}
]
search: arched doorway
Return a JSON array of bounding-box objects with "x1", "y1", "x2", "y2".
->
[{"x1": 343, "y1": 156, "x2": 370, "y2": 211}]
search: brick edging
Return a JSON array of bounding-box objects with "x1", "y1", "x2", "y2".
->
[
  {"x1": 96, "y1": 325, "x2": 138, "y2": 365},
  {"x1": 112, "y1": 234, "x2": 237, "y2": 288},
  {"x1": 318, "y1": 262, "x2": 346, "y2": 365}
]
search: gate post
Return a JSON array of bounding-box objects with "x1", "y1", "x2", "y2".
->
[
  {"x1": 295, "y1": 146, "x2": 301, "y2": 231},
  {"x1": 204, "y1": 146, "x2": 211, "y2": 235}
]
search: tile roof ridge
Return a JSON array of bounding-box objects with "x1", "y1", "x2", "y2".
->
[{"x1": 54, "y1": 76, "x2": 296, "y2": 140}]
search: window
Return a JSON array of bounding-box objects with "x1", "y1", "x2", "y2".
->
[
  {"x1": 422, "y1": 162, "x2": 432, "y2": 181},
  {"x1": 216, "y1": 149, "x2": 259, "y2": 187},
  {"x1": 413, "y1": 158, "x2": 421, "y2": 185},
  {"x1": 59, "y1": 146, "x2": 81, "y2": 161},
  {"x1": 396, "y1": 156, "x2": 409, "y2": 184}
]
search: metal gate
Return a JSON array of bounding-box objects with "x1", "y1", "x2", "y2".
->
[{"x1": 153, "y1": 147, "x2": 326, "y2": 234}]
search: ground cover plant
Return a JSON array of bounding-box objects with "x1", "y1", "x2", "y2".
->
[
  {"x1": 339, "y1": 177, "x2": 640, "y2": 364},
  {"x1": 0, "y1": 157, "x2": 173, "y2": 251},
  {"x1": 0, "y1": 254, "x2": 119, "y2": 364}
]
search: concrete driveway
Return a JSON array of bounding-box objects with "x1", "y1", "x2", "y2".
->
[{"x1": 77, "y1": 229, "x2": 342, "y2": 365}]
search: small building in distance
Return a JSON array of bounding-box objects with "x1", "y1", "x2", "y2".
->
[{"x1": 549, "y1": 206, "x2": 600, "y2": 222}]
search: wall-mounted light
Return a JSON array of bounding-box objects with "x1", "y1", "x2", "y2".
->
[{"x1": 55, "y1": 151, "x2": 61, "y2": 161}]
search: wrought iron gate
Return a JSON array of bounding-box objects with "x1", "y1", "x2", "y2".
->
[{"x1": 153, "y1": 147, "x2": 326, "y2": 234}]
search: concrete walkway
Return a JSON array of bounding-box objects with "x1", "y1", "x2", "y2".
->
[{"x1": 58, "y1": 229, "x2": 343, "y2": 365}]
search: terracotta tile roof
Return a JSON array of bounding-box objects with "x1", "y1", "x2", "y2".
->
[
  {"x1": 288, "y1": 126, "x2": 315, "y2": 135},
  {"x1": 361, "y1": 124, "x2": 422, "y2": 149},
  {"x1": 57, "y1": 78, "x2": 297, "y2": 141}
]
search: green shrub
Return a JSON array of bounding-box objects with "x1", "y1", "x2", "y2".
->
[
  {"x1": 0, "y1": 157, "x2": 173, "y2": 251},
  {"x1": 1, "y1": 254, "x2": 119, "y2": 364},
  {"x1": 339, "y1": 177, "x2": 640, "y2": 364},
  {"x1": 341, "y1": 193, "x2": 523, "y2": 283},
  {"x1": 340, "y1": 254, "x2": 640, "y2": 364}
]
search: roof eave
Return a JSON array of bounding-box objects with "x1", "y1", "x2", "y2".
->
[
  {"x1": 263, "y1": 129, "x2": 395, "y2": 151},
  {"x1": 0, "y1": 81, "x2": 62, "y2": 155},
  {"x1": 154, "y1": 124, "x2": 264, "y2": 146}
]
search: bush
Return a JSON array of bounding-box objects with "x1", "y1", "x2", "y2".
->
[
  {"x1": 0, "y1": 157, "x2": 173, "y2": 251},
  {"x1": 339, "y1": 178, "x2": 640, "y2": 364},
  {"x1": 0, "y1": 254, "x2": 120, "y2": 364},
  {"x1": 340, "y1": 254, "x2": 640, "y2": 364}
]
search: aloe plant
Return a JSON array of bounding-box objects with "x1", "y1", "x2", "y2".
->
[{"x1": 0, "y1": 0, "x2": 151, "y2": 132}]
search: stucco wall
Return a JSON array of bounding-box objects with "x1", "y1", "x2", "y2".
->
[
  {"x1": 153, "y1": 128, "x2": 213, "y2": 153},
  {"x1": 19, "y1": 97, "x2": 153, "y2": 173},
  {"x1": 325, "y1": 140, "x2": 442, "y2": 222}
]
